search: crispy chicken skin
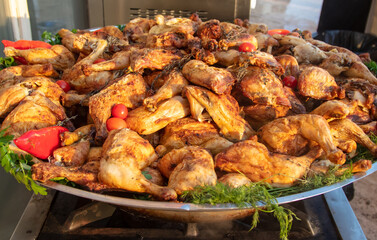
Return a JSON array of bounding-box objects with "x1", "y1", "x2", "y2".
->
[
  {"x1": 182, "y1": 60, "x2": 235, "y2": 94},
  {"x1": 158, "y1": 146, "x2": 217, "y2": 195},
  {"x1": 185, "y1": 85, "x2": 255, "y2": 141},
  {"x1": 196, "y1": 19, "x2": 222, "y2": 41},
  {"x1": 258, "y1": 114, "x2": 346, "y2": 165},
  {"x1": 4, "y1": 45, "x2": 75, "y2": 71},
  {"x1": 215, "y1": 140, "x2": 322, "y2": 187},
  {"x1": 298, "y1": 66, "x2": 344, "y2": 100},
  {"x1": 157, "y1": 117, "x2": 233, "y2": 155},
  {"x1": 143, "y1": 70, "x2": 188, "y2": 112},
  {"x1": 310, "y1": 100, "x2": 350, "y2": 121},
  {"x1": 1, "y1": 93, "x2": 68, "y2": 138},
  {"x1": 52, "y1": 140, "x2": 90, "y2": 167},
  {"x1": 130, "y1": 48, "x2": 182, "y2": 73},
  {"x1": 329, "y1": 118, "x2": 377, "y2": 156},
  {"x1": 218, "y1": 173, "x2": 252, "y2": 188},
  {"x1": 82, "y1": 50, "x2": 131, "y2": 75},
  {"x1": 124, "y1": 17, "x2": 156, "y2": 43},
  {"x1": 239, "y1": 66, "x2": 291, "y2": 107},
  {"x1": 99, "y1": 128, "x2": 177, "y2": 200},
  {"x1": 310, "y1": 159, "x2": 372, "y2": 176},
  {"x1": 0, "y1": 77, "x2": 65, "y2": 117},
  {"x1": 275, "y1": 55, "x2": 300, "y2": 79},
  {"x1": 89, "y1": 73, "x2": 148, "y2": 142},
  {"x1": 126, "y1": 96, "x2": 190, "y2": 135},
  {"x1": 62, "y1": 39, "x2": 113, "y2": 94},
  {"x1": 0, "y1": 64, "x2": 58, "y2": 85}
]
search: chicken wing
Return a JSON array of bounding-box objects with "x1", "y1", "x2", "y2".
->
[
  {"x1": 89, "y1": 73, "x2": 148, "y2": 142},
  {"x1": 329, "y1": 118, "x2": 377, "y2": 156},
  {"x1": 4, "y1": 45, "x2": 75, "y2": 71},
  {"x1": 62, "y1": 39, "x2": 113, "y2": 94},
  {"x1": 185, "y1": 85, "x2": 255, "y2": 141},
  {"x1": 99, "y1": 128, "x2": 177, "y2": 200},
  {"x1": 158, "y1": 146, "x2": 217, "y2": 195},
  {"x1": 258, "y1": 114, "x2": 346, "y2": 165},
  {"x1": 182, "y1": 60, "x2": 235, "y2": 94},
  {"x1": 157, "y1": 117, "x2": 233, "y2": 156},
  {"x1": 143, "y1": 70, "x2": 188, "y2": 111},
  {"x1": 298, "y1": 66, "x2": 344, "y2": 100},
  {"x1": 215, "y1": 140, "x2": 322, "y2": 187},
  {"x1": 126, "y1": 96, "x2": 190, "y2": 135}
]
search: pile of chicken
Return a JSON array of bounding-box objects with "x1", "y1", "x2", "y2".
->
[{"x1": 2, "y1": 14, "x2": 376, "y2": 201}]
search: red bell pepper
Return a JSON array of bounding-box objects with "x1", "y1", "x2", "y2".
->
[
  {"x1": 2, "y1": 40, "x2": 52, "y2": 50},
  {"x1": 14, "y1": 126, "x2": 69, "y2": 159}
]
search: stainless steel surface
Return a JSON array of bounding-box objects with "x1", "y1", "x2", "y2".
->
[
  {"x1": 98, "y1": 0, "x2": 251, "y2": 26},
  {"x1": 324, "y1": 188, "x2": 367, "y2": 240},
  {"x1": 40, "y1": 162, "x2": 377, "y2": 213},
  {"x1": 10, "y1": 189, "x2": 55, "y2": 240}
]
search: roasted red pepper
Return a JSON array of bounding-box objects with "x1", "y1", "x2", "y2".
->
[
  {"x1": 14, "y1": 126, "x2": 69, "y2": 159},
  {"x1": 13, "y1": 56, "x2": 28, "y2": 65},
  {"x1": 2, "y1": 40, "x2": 52, "y2": 50}
]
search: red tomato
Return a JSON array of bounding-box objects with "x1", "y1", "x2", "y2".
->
[
  {"x1": 268, "y1": 29, "x2": 290, "y2": 36},
  {"x1": 106, "y1": 117, "x2": 127, "y2": 131},
  {"x1": 282, "y1": 76, "x2": 297, "y2": 89},
  {"x1": 56, "y1": 80, "x2": 71, "y2": 92},
  {"x1": 111, "y1": 104, "x2": 128, "y2": 119},
  {"x1": 94, "y1": 58, "x2": 106, "y2": 64},
  {"x1": 238, "y1": 42, "x2": 256, "y2": 52}
]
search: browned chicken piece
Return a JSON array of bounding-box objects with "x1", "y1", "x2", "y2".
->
[
  {"x1": 196, "y1": 19, "x2": 222, "y2": 41},
  {"x1": 329, "y1": 118, "x2": 377, "y2": 156},
  {"x1": 310, "y1": 100, "x2": 350, "y2": 121},
  {"x1": 32, "y1": 161, "x2": 105, "y2": 190},
  {"x1": 359, "y1": 121, "x2": 377, "y2": 135},
  {"x1": 94, "y1": 26, "x2": 124, "y2": 39},
  {"x1": 143, "y1": 70, "x2": 188, "y2": 111},
  {"x1": 52, "y1": 140, "x2": 90, "y2": 167},
  {"x1": 89, "y1": 73, "x2": 148, "y2": 142},
  {"x1": 182, "y1": 60, "x2": 235, "y2": 94},
  {"x1": 298, "y1": 66, "x2": 344, "y2": 100},
  {"x1": 156, "y1": 117, "x2": 233, "y2": 156},
  {"x1": 244, "y1": 22, "x2": 268, "y2": 34},
  {"x1": 126, "y1": 96, "x2": 190, "y2": 135},
  {"x1": 319, "y1": 52, "x2": 352, "y2": 76},
  {"x1": 130, "y1": 48, "x2": 182, "y2": 73},
  {"x1": 215, "y1": 140, "x2": 323, "y2": 187},
  {"x1": 258, "y1": 114, "x2": 346, "y2": 165},
  {"x1": 340, "y1": 99, "x2": 371, "y2": 124},
  {"x1": 62, "y1": 39, "x2": 114, "y2": 94},
  {"x1": 1, "y1": 93, "x2": 68, "y2": 138},
  {"x1": 239, "y1": 66, "x2": 291, "y2": 107},
  {"x1": 344, "y1": 61, "x2": 377, "y2": 85},
  {"x1": 0, "y1": 64, "x2": 58, "y2": 86},
  {"x1": 244, "y1": 104, "x2": 290, "y2": 129},
  {"x1": 214, "y1": 49, "x2": 240, "y2": 67},
  {"x1": 0, "y1": 77, "x2": 65, "y2": 117},
  {"x1": 60, "y1": 124, "x2": 95, "y2": 146},
  {"x1": 141, "y1": 167, "x2": 165, "y2": 186},
  {"x1": 158, "y1": 146, "x2": 217, "y2": 195},
  {"x1": 283, "y1": 87, "x2": 307, "y2": 115},
  {"x1": 310, "y1": 159, "x2": 372, "y2": 176},
  {"x1": 150, "y1": 16, "x2": 198, "y2": 35},
  {"x1": 99, "y1": 128, "x2": 177, "y2": 200},
  {"x1": 146, "y1": 31, "x2": 191, "y2": 49},
  {"x1": 124, "y1": 17, "x2": 156, "y2": 43},
  {"x1": 253, "y1": 32, "x2": 279, "y2": 53},
  {"x1": 275, "y1": 55, "x2": 300, "y2": 79},
  {"x1": 61, "y1": 92, "x2": 88, "y2": 107},
  {"x1": 87, "y1": 147, "x2": 103, "y2": 162},
  {"x1": 218, "y1": 22, "x2": 258, "y2": 51},
  {"x1": 218, "y1": 173, "x2": 252, "y2": 188},
  {"x1": 185, "y1": 85, "x2": 254, "y2": 141},
  {"x1": 59, "y1": 28, "x2": 94, "y2": 54},
  {"x1": 4, "y1": 45, "x2": 75, "y2": 71},
  {"x1": 82, "y1": 50, "x2": 131, "y2": 75},
  {"x1": 239, "y1": 51, "x2": 285, "y2": 76}
]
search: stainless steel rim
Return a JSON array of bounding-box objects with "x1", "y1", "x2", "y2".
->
[{"x1": 41, "y1": 162, "x2": 377, "y2": 212}]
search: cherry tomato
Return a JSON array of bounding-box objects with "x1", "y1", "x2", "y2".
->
[
  {"x1": 238, "y1": 42, "x2": 256, "y2": 52},
  {"x1": 268, "y1": 29, "x2": 290, "y2": 36},
  {"x1": 94, "y1": 58, "x2": 106, "y2": 64},
  {"x1": 56, "y1": 80, "x2": 71, "y2": 92},
  {"x1": 282, "y1": 76, "x2": 297, "y2": 89},
  {"x1": 106, "y1": 117, "x2": 127, "y2": 131},
  {"x1": 111, "y1": 104, "x2": 128, "y2": 119}
]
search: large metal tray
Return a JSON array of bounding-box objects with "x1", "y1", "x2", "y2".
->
[{"x1": 41, "y1": 162, "x2": 377, "y2": 212}]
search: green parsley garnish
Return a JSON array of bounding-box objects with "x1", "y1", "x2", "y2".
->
[
  {"x1": 41, "y1": 31, "x2": 62, "y2": 45},
  {"x1": 117, "y1": 24, "x2": 125, "y2": 32},
  {"x1": 0, "y1": 56, "x2": 17, "y2": 70},
  {"x1": 0, "y1": 129, "x2": 47, "y2": 195},
  {"x1": 365, "y1": 60, "x2": 377, "y2": 76}
]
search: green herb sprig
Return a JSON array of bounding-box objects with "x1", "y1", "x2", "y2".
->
[
  {"x1": 365, "y1": 60, "x2": 377, "y2": 76},
  {"x1": 0, "y1": 129, "x2": 47, "y2": 195},
  {"x1": 41, "y1": 31, "x2": 62, "y2": 45},
  {"x1": 0, "y1": 56, "x2": 17, "y2": 70},
  {"x1": 117, "y1": 24, "x2": 125, "y2": 32}
]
